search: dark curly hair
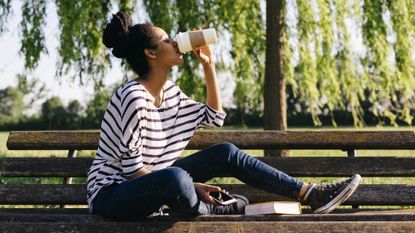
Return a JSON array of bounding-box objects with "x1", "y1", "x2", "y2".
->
[{"x1": 102, "y1": 11, "x2": 158, "y2": 78}]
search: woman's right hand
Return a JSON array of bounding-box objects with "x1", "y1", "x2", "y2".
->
[{"x1": 194, "y1": 182, "x2": 222, "y2": 205}]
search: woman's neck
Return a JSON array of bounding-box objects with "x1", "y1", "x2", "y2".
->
[{"x1": 140, "y1": 67, "x2": 169, "y2": 98}]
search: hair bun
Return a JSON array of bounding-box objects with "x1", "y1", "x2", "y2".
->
[{"x1": 103, "y1": 11, "x2": 133, "y2": 58}]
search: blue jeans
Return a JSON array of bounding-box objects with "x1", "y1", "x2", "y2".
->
[{"x1": 92, "y1": 142, "x2": 304, "y2": 220}]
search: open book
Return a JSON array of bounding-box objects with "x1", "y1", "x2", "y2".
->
[{"x1": 244, "y1": 201, "x2": 301, "y2": 215}]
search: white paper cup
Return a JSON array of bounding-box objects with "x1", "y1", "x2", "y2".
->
[
  {"x1": 176, "y1": 32, "x2": 192, "y2": 54},
  {"x1": 202, "y1": 28, "x2": 218, "y2": 45},
  {"x1": 176, "y1": 28, "x2": 218, "y2": 53}
]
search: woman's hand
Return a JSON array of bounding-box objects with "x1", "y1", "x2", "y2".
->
[
  {"x1": 194, "y1": 182, "x2": 222, "y2": 205},
  {"x1": 191, "y1": 27, "x2": 215, "y2": 65},
  {"x1": 192, "y1": 45, "x2": 214, "y2": 65}
]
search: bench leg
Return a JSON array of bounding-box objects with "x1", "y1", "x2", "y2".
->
[{"x1": 60, "y1": 150, "x2": 77, "y2": 208}]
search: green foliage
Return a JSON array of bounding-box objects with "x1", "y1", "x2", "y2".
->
[
  {"x1": 0, "y1": 0, "x2": 11, "y2": 33},
  {"x1": 0, "y1": 87, "x2": 25, "y2": 117},
  {"x1": 387, "y1": 0, "x2": 415, "y2": 125},
  {"x1": 362, "y1": 0, "x2": 395, "y2": 125},
  {"x1": 334, "y1": 0, "x2": 366, "y2": 127},
  {"x1": 16, "y1": 73, "x2": 48, "y2": 107},
  {"x1": 84, "y1": 86, "x2": 112, "y2": 128},
  {"x1": 316, "y1": 0, "x2": 340, "y2": 126},
  {"x1": 41, "y1": 96, "x2": 66, "y2": 129},
  {"x1": 143, "y1": 0, "x2": 265, "y2": 123},
  {"x1": 20, "y1": 0, "x2": 47, "y2": 70},
  {"x1": 66, "y1": 100, "x2": 84, "y2": 129},
  {"x1": 55, "y1": 0, "x2": 112, "y2": 84},
  {"x1": 219, "y1": 1, "x2": 265, "y2": 122},
  {"x1": 4, "y1": 0, "x2": 415, "y2": 127},
  {"x1": 295, "y1": 0, "x2": 320, "y2": 125},
  {"x1": 40, "y1": 97, "x2": 86, "y2": 129},
  {"x1": 283, "y1": 0, "x2": 415, "y2": 126}
]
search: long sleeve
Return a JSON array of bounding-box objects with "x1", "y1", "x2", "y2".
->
[
  {"x1": 120, "y1": 90, "x2": 144, "y2": 176},
  {"x1": 179, "y1": 88, "x2": 226, "y2": 128}
]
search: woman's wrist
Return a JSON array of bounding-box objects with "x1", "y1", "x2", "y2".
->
[{"x1": 202, "y1": 61, "x2": 215, "y2": 70}]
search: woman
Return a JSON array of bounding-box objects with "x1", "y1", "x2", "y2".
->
[{"x1": 87, "y1": 12, "x2": 361, "y2": 220}]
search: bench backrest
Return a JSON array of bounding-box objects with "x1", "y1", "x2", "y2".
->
[
  {"x1": 3, "y1": 130, "x2": 415, "y2": 206},
  {"x1": 7, "y1": 130, "x2": 415, "y2": 150}
]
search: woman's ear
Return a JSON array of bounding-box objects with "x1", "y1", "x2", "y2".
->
[{"x1": 144, "y1": 48, "x2": 157, "y2": 59}]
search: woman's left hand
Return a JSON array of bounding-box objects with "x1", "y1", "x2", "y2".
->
[
  {"x1": 192, "y1": 45, "x2": 214, "y2": 65},
  {"x1": 194, "y1": 182, "x2": 221, "y2": 205}
]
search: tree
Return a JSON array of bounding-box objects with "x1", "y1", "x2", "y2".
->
[
  {"x1": 264, "y1": 0, "x2": 287, "y2": 157},
  {"x1": 0, "y1": 87, "x2": 25, "y2": 119},
  {"x1": 41, "y1": 96, "x2": 66, "y2": 129},
  {"x1": 84, "y1": 87, "x2": 112, "y2": 128},
  {"x1": 16, "y1": 73, "x2": 48, "y2": 111},
  {"x1": 66, "y1": 100, "x2": 83, "y2": 129}
]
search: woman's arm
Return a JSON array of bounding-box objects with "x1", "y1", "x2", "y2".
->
[{"x1": 193, "y1": 46, "x2": 224, "y2": 113}]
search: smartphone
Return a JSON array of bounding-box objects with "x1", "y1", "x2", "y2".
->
[{"x1": 209, "y1": 191, "x2": 238, "y2": 205}]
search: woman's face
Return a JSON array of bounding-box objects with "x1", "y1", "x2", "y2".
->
[{"x1": 151, "y1": 27, "x2": 184, "y2": 67}]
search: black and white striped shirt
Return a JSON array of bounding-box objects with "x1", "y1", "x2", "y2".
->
[{"x1": 87, "y1": 79, "x2": 226, "y2": 210}]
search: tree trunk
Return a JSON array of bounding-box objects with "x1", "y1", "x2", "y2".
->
[{"x1": 264, "y1": 0, "x2": 288, "y2": 157}]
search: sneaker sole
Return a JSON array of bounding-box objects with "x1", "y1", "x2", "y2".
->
[{"x1": 313, "y1": 174, "x2": 362, "y2": 214}]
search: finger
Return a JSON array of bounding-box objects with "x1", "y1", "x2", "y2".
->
[
  {"x1": 205, "y1": 193, "x2": 217, "y2": 205},
  {"x1": 191, "y1": 48, "x2": 199, "y2": 56},
  {"x1": 207, "y1": 185, "x2": 221, "y2": 192},
  {"x1": 192, "y1": 48, "x2": 202, "y2": 58},
  {"x1": 205, "y1": 183, "x2": 221, "y2": 189}
]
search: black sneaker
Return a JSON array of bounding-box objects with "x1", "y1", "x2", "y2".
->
[
  {"x1": 303, "y1": 174, "x2": 361, "y2": 214},
  {"x1": 207, "y1": 194, "x2": 249, "y2": 215}
]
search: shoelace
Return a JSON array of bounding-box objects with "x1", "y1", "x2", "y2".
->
[
  {"x1": 302, "y1": 178, "x2": 350, "y2": 202},
  {"x1": 317, "y1": 179, "x2": 350, "y2": 192}
]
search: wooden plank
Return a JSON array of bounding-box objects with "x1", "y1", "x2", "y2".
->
[
  {"x1": 0, "y1": 207, "x2": 411, "y2": 216},
  {"x1": 0, "y1": 209, "x2": 414, "y2": 222},
  {"x1": 0, "y1": 184, "x2": 413, "y2": 205},
  {"x1": 0, "y1": 184, "x2": 86, "y2": 205},
  {"x1": 7, "y1": 130, "x2": 415, "y2": 150},
  {"x1": 0, "y1": 221, "x2": 414, "y2": 233},
  {"x1": 2, "y1": 157, "x2": 415, "y2": 177},
  {"x1": 223, "y1": 184, "x2": 415, "y2": 206},
  {"x1": 1, "y1": 157, "x2": 92, "y2": 177}
]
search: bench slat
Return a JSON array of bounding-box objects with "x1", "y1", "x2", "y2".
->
[
  {"x1": 2, "y1": 157, "x2": 415, "y2": 177},
  {"x1": 0, "y1": 221, "x2": 414, "y2": 233},
  {"x1": 0, "y1": 184, "x2": 413, "y2": 205},
  {"x1": 7, "y1": 130, "x2": 415, "y2": 150},
  {"x1": 0, "y1": 209, "x2": 414, "y2": 222}
]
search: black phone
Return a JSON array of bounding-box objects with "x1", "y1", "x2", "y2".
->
[{"x1": 209, "y1": 191, "x2": 238, "y2": 205}]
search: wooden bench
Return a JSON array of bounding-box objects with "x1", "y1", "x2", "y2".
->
[{"x1": 2, "y1": 130, "x2": 415, "y2": 233}]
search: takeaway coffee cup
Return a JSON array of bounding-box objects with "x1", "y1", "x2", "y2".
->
[{"x1": 176, "y1": 28, "x2": 218, "y2": 53}]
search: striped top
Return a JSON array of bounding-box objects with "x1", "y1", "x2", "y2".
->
[{"x1": 87, "y1": 79, "x2": 226, "y2": 210}]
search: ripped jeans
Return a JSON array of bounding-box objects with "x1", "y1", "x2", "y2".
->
[{"x1": 92, "y1": 142, "x2": 304, "y2": 220}]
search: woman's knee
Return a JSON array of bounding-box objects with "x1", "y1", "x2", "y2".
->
[
  {"x1": 213, "y1": 142, "x2": 239, "y2": 155},
  {"x1": 161, "y1": 167, "x2": 194, "y2": 193}
]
